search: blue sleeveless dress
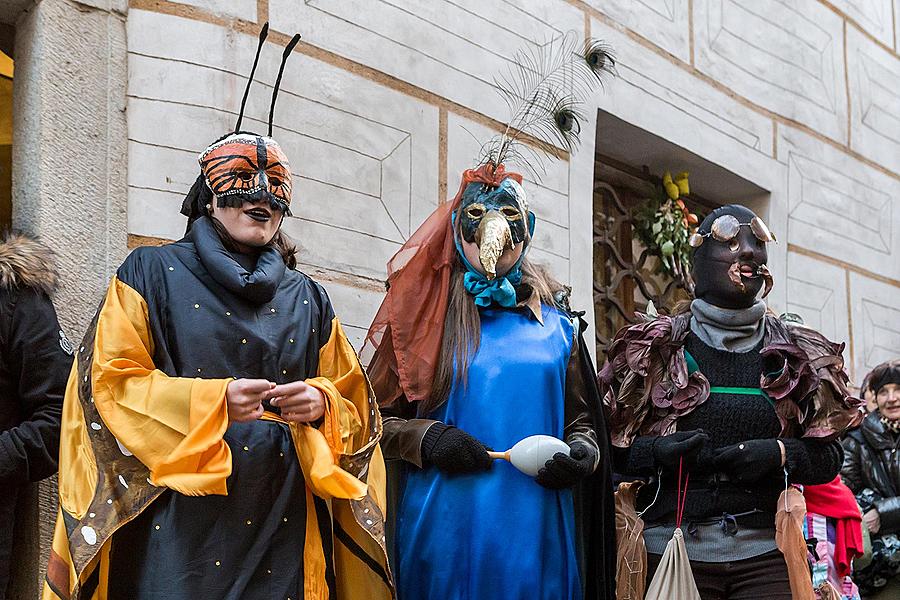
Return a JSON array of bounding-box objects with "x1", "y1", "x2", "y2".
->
[{"x1": 395, "y1": 305, "x2": 581, "y2": 599}]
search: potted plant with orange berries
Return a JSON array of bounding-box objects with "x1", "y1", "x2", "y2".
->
[{"x1": 632, "y1": 170, "x2": 701, "y2": 294}]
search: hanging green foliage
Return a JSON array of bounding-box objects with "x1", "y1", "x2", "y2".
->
[{"x1": 632, "y1": 171, "x2": 701, "y2": 290}]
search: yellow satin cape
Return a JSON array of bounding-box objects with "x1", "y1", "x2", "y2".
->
[{"x1": 43, "y1": 277, "x2": 392, "y2": 599}]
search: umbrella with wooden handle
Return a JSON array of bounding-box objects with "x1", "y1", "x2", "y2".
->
[{"x1": 486, "y1": 435, "x2": 570, "y2": 476}]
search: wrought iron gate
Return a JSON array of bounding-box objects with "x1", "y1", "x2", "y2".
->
[{"x1": 592, "y1": 180, "x2": 692, "y2": 351}]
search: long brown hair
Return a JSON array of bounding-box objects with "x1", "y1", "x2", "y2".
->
[
  {"x1": 209, "y1": 216, "x2": 298, "y2": 269},
  {"x1": 423, "y1": 254, "x2": 565, "y2": 416}
]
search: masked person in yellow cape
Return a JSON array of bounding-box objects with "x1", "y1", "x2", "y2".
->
[{"x1": 42, "y1": 24, "x2": 392, "y2": 600}]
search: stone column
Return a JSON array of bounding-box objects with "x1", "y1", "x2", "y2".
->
[{"x1": 6, "y1": 0, "x2": 128, "y2": 596}]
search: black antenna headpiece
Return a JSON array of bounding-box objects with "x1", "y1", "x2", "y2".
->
[
  {"x1": 268, "y1": 33, "x2": 302, "y2": 136},
  {"x1": 234, "y1": 22, "x2": 269, "y2": 133}
]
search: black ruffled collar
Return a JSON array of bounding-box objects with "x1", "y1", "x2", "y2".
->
[{"x1": 189, "y1": 216, "x2": 286, "y2": 304}]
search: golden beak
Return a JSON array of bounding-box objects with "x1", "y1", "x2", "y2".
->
[{"x1": 475, "y1": 211, "x2": 513, "y2": 280}]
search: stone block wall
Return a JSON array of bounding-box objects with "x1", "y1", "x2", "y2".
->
[
  {"x1": 124, "y1": 0, "x2": 900, "y2": 382},
  {"x1": 3, "y1": 0, "x2": 899, "y2": 595}
]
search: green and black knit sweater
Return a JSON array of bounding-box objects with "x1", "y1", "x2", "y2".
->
[{"x1": 617, "y1": 332, "x2": 843, "y2": 529}]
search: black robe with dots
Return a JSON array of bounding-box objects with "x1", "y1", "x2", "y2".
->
[{"x1": 107, "y1": 217, "x2": 340, "y2": 599}]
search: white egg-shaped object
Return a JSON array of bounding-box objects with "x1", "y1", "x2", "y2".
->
[{"x1": 508, "y1": 435, "x2": 570, "y2": 477}]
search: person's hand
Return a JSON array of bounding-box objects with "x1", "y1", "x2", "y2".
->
[
  {"x1": 270, "y1": 380, "x2": 326, "y2": 423},
  {"x1": 652, "y1": 430, "x2": 709, "y2": 468},
  {"x1": 422, "y1": 423, "x2": 492, "y2": 474},
  {"x1": 713, "y1": 439, "x2": 782, "y2": 484},
  {"x1": 535, "y1": 443, "x2": 597, "y2": 489},
  {"x1": 863, "y1": 508, "x2": 881, "y2": 535},
  {"x1": 226, "y1": 379, "x2": 274, "y2": 422}
]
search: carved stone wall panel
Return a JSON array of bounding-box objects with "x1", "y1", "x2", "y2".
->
[
  {"x1": 167, "y1": 0, "x2": 257, "y2": 21},
  {"x1": 847, "y1": 26, "x2": 900, "y2": 175},
  {"x1": 127, "y1": 9, "x2": 438, "y2": 281},
  {"x1": 583, "y1": 0, "x2": 691, "y2": 61},
  {"x1": 445, "y1": 112, "x2": 570, "y2": 201},
  {"x1": 896, "y1": 1, "x2": 900, "y2": 52},
  {"x1": 528, "y1": 183, "x2": 569, "y2": 229},
  {"x1": 126, "y1": 95, "x2": 409, "y2": 254},
  {"x1": 787, "y1": 152, "x2": 890, "y2": 252},
  {"x1": 532, "y1": 219, "x2": 570, "y2": 264},
  {"x1": 693, "y1": 0, "x2": 847, "y2": 142},
  {"x1": 785, "y1": 250, "x2": 850, "y2": 369},
  {"x1": 779, "y1": 126, "x2": 899, "y2": 278},
  {"x1": 829, "y1": 0, "x2": 894, "y2": 47},
  {"x1": 849, "y1": 272, "x2": 900, "y2": 384},
  {"x1": 269, "y1": 0, "x2": 585, "y2": 126},
  {"x1": 592, "y1": 16, "x2": 774, "y2": 157},
  {"x1": 282, "y1": 217, "x2": 402, "y2": 280},
  {"x1": 128, "y1": 187, "x2": 187, "y2": 242},
  {"x1": 312, "y1": 277, "x2": 385, "y2": 347},
  {"x1": 531, "y1": 247, "x2": 570, "y2": 283}
]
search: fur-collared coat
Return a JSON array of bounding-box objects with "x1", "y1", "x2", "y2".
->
[{"x1": 0, "y1": 234, "x2": 71, "y2": 595}]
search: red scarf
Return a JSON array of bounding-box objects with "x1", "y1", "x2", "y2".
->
[{"x1": 803, "y1": 476, "x2": 863, "y2": 578}]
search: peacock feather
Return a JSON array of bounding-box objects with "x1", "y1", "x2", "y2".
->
[{"x1": 481, "y1": 33, "x2": 615, "y2": 178}]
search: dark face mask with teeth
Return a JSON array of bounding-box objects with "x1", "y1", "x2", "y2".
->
[{"x1": 691, "y1": 204, "x2": 773, "y2": 309}]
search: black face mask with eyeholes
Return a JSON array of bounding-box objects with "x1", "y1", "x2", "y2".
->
[{"x1": 691, "y1": 204, "x2": 769, "y2": 309}]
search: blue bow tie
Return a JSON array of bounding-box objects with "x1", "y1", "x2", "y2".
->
[{"x1": 463, "y1": 269, "x2": 521, "y2": 308}]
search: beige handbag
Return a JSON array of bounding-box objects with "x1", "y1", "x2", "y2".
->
[
  {"x1": 614, "y1": 481, "x2": 647, "y2": 600},
  {"x1": 644, "y1": 460, "x2": 701, "y2": 600},
  {"x1": 775, "y1": 485, "x2": 815, "y2": 600},
  {"x1": 644, "y1": 527, "x2": 701, "y2": 600}
]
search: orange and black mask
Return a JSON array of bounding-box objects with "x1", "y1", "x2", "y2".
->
[
  {"x1": 200, "y1": 133, "x2": 293, "y2": 215},
  {"x1": 179, "y1": 23, "x2": 303, "y2": 231}
]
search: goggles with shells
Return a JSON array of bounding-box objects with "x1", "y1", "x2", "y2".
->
[{"x1": 689, "y1": 215, "x2": 776, "y2": 248}]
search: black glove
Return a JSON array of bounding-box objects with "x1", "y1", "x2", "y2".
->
[
  {"x1": 652, "y1": 430, "x2": 709, "y2": 468},
  {"x1": 535, "y1": 443, "x2": 597, "y2": 489},
  {"x1": 713, "y1": 439, "x2": 782, "y2": 484},
  {"x1": 421, "y1": 422, "x2": 492, "y2": 474}
]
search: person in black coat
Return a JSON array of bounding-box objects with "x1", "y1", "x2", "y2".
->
[
  {"x1": 842, "y1": 360, "x2": 900, "y2": 596},
  {"x1": 0, "y1": 233, "x2": 71, "y2": 598}
]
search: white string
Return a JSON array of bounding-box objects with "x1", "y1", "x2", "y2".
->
[
  {"x1": 783, "y1": 466, "x2": 790, "y2": 512},
  {"x1": 637, "y1": 467, "x2": 664, "y2": 518}
]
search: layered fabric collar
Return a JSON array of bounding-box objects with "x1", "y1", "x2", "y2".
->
[
  {"x1": 189, "y1": 216, "x2": 286, "y2": 304},
  {"x1": 600, "y1": 311, "x2": 863, "y2": 447},
  {"x1": 690, "y1": 298, "x2": 767, "y2": 352}
]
